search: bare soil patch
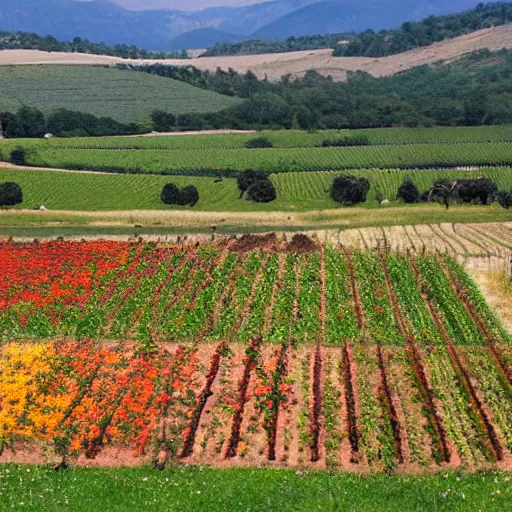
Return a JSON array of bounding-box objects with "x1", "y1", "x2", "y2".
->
[
  {"x1": 286, "y1": 233, "x2": 318, "y2": 253},
  {"x1": 231, "y1": 232, "x2": 278, "y2": 252}
]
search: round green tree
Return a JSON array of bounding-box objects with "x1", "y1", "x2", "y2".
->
[
  {"x1": 247, "y1": 178, "x2": 277, "y2": 203},
  {"x1": 160, "y1": 183, "x2": 182, "y2": 205},
  {"x1": 0, "y1": 182, "x2": 23, "y2": 207}
]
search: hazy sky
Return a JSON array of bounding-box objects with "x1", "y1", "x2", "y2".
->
[{"x1": 110, "y1": 0, "x2": 268, "y2": 11}]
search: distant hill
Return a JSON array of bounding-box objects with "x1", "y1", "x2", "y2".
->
[
  {"x1": 252, "y1": 1, "x2": 484, "y2": 40},
  {"x1": 168, "y1": 28, "x2": 242, "y2": 50},
  {"x1": 0, "y1": 0, "x2": 489, "y2": 50}
]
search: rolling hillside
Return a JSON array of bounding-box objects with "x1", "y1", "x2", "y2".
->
[
  {"x1": 1, "y1": 25, "x2": 511, "y2": 82},
  {"x1": 0, "y1": 65, "x2": 240, "y2": 123}
]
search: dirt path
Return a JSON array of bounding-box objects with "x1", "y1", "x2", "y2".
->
[
  {"x1": 0, "y1": 161, "x2": 124, "y2": 175},
  {"x1": 1, "y1": 25, "x2": 511, "y2": 81}
]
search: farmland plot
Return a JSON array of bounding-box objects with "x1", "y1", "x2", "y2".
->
[{"x1": 0, "y1": 238, "x2": 511, "y2": 473}]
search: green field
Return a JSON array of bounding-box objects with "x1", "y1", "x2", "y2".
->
[
  {"x1": 3, "y1": 141, "x2": 511, "y2": 175},
  {"x1": 0, "y1": 65, "x2": 240, "y2": 123},
  {"x1": 1, "y1": 465, "x2": 509, "y2": 512},
  {"x1": 5, "y1": 125, "x2": 512, "y2": 150},
  {"x1": 1, "y1": 167, "x2": 511, "y2": 211}
]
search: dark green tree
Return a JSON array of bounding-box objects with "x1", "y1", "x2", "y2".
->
[
  {"x1": 237, "y1": 169, "x2": 267, "y2": 198},
  {"x1": 244, "y1": 137, "x2": 273, "y2": 149},
  {"x1": 247, "y1": 178, "x2": 277, "y2": 203},
  {"x1": 8, "y1": 106, "x2": 46, "y2": 138},
  {"x1": 397, "y1": 177, "x2": 421, "y2": 203},
  {"x1": 0, "y1": 182, "x2": 23, "y2": 206},
  {"x1": 180, "y1": 185, "x2": 199, "y2": 206},
  {"x1": 151, "y1": 110, "x2": 176, "y2": 132},
  {"x1": 10, "y1": 147, "x2": 26, "y2": 165},
  {"x1": 497, "y1": 190, "x2": 512, "y2": 209},
  {"x1": 0, "y1": 112, "x2": 15, "y2": 137},
  {"x1": 331, "y1": 175, "x2": 370, "y2": 205},
  {"x1": 160, "y1": 183, "x2": 182, "y2": 205}
]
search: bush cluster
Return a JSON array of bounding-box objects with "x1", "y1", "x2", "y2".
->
[
  {"x1": 160, "y1": 184, "x2": 199, "y2": 206},
  {"x1": 331, "y1": 175, "x2": 370, "y2": 205},
  {"x1": 236, "y1": 169, "x2": 276, "y2": 203},
  {"x1": 321, "y1": 134, "x2": 369, "y2": 147},
  {"x1": 244, "y1": 137, "x2": 273, "y2": 149}
]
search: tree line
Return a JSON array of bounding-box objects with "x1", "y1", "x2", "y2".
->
[
  {"x1": 201, "y1": 34, "x2": 352, "y2": 57},
  {"x1": 143, "y1": 48, "x2": 512, "y2": 131},
  {"x1": 0, "y1": 107, "x2": 148, "y2": 138},
  {"x1": 0, "y1": 31, "x2": 188, "y2": 59}
]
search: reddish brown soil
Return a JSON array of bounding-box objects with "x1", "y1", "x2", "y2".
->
[
  {"x1": 231, "y1": 233, "x2": 278, "y2": 253},
  {"x1": 287, "y1": 234, "x2": 319, "y2": 254}
]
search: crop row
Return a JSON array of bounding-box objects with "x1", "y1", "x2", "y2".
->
[
  {"x1": 4, "y1": 125, "x2": 512, "y2": 152},
  {"x1": 4, "y1": 142, "x2": 512, "y2": 175},
  {"x1": 1, "y1": 241, "x2": 510, "y2": 352},
  {"x1": 1, "y1": 340, "x2": 510, "y2": 472}
]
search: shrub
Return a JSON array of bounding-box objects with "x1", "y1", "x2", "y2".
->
[
  {"x1": 244, "y1": 137, "x2": 273, "y2": 149},
  {"x1": 497, "y1": 190, "x2": 512, "y2": 209},
  {"x1": 331, "y1": 175, "x2": 370, "y2": 205},
  {"x1": 10, "y1": 147, "x2": 26, "y2": 165},
  {"x1": 160, "y1": 183, "x2": 182, "y2": 205},
  {"x1": 247, "y1": 178, "x2": 277, "y2": 203},
  {"x1": 180, "y1": 185, "x2": 199, "y2": 206},
  {"x1": 321, "y1": 134, "x2": 369, "y2": 147},
  {"x1": 0, "y1": 182, "x2": 23, "y2": 207},
  {"x1": 161, "y1": 183, "x2": 199, "y2": 206},
  {"x1": 237, "y1": 169, "x2": 268, "y2": 198},
  {"x1": 397, "y1": 177, "x2": 421, "y2": 203}
]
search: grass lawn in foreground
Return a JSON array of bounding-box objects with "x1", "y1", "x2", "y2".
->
[{"x1": 0, "y1": 465, "x2": 510, "y2": 511}]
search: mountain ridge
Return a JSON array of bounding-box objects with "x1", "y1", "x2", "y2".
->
[{"x1": 0, "y1": 0, "x2": 489, "y2": 49}]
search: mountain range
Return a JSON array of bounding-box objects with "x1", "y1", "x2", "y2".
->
[{"x1": 0, "y1": 0, "x2": 488, "y2": 50}]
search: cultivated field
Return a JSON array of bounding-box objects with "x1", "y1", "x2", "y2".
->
[
  {"x1": 1, "y1": 166, "x2": 512, "y2": 212},
  {"x1": 0, "y1": 238, "x2": 511, "y2": 473},
  {"x1": 2, "y1": 141, "x2": 512, "y2": 174},
  {"x1": 0, "y1": 65, "x2": 240, "y2": 123},
  {"x1": 6, "y1": 125, "x2": 512, "y2": 149},
  {"x1": 0, "y1": 25, "x2": 511, "y2": 81}
]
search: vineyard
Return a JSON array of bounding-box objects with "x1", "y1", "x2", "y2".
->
[
  {"x1": 1, "y1": 167, "x2": 512, "y2": 212},
  {"x1": 1, "y1": 237, "x2": 511, "y2": 472},
  {"x1": 3, "y1": 125, "x2": 512, "y2": 151},
  {"x1": 3, "y1": 141, "x2": 512, "y2": 175},
  {"x1": 0, "y1": 65, "x2": 240, "y2": 123}
]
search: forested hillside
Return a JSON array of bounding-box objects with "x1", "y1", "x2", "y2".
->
[
  {"x1": 121, "y1": 48, "x2": 512, "y2": 131},
  {"x1": 334, "y1": 1, "x2": 512, "y2": 57}
]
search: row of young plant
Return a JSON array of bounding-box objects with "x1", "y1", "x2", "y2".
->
[
  {"x1": 1, "y1": 241, "x2": 511, "y2": 352},
  {"x1": 2, "y1": 339, "x2": 510, "y2": 469}
]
